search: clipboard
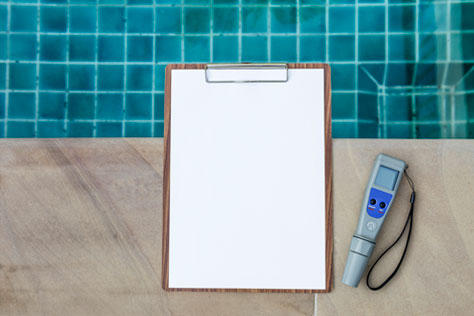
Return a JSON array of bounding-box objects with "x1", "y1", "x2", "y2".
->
[{"x1": 162, "y1": 63, "x2": 332, "y2": 293}]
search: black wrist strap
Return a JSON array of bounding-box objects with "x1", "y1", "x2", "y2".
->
[{"x1": 366, "y1": 169, "x2": 416, "y2": 291}]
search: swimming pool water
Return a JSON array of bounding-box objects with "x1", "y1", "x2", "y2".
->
[{"x1": 0, "y1": 0, "x2": 473, "y2": 138}]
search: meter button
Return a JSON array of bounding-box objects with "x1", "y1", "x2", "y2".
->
[
  {"x1": 380, "y1": 202, "x2": 386, "y2": 208},
  {"x1": 366, "y1": 221, "x2": 377, "y2": 231},
  {"x1": 370, "y1": 199, "x2": 376, "y2": 205}
]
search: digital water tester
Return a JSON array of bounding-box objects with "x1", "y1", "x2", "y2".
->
[{"x1": 342, "y1": 154, "x2": 410, "y2": 288}]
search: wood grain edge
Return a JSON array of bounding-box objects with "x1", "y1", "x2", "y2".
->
[{"x1": 162, "y1": 63, "x2": 332, "y2": 293}]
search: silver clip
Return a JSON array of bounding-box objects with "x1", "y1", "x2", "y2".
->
[{"x1": 205, "y1": 63, "x2": 288, "y2": 83}]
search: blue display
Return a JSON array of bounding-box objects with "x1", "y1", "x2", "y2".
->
[
  {"x1": 374, "y1": 166, "x2": 399, "y2": 190},
  {"x1": 367, "y1": 188, "x2": 393, "y2": 219}
]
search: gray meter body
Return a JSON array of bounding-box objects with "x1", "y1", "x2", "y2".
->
[{"x1": 342, "y1": 154, "x2": 407, "y2": 288}]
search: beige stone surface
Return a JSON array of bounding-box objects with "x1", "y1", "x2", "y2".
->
[
  {"x1": 321, "y1": 139, "x2": 474, "y2": 316},
  {"x1": 0, "y1": 139, "x2": 473, "y2": 315}
]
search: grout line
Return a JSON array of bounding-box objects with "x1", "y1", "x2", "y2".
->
[
  {"x1": 296, "y1": 0, "x2": 300, "y2": 62},
  {"x1": 325, "y1": 0, "x2": 329, "y2": 63},
  {"x1": 64, "y1": 0, "x2": 70, "y2": 137},
  {"x1": 181, "y1": 0, "x2": 185, "y2": 63},
  {"x1": 210, "y1": 2, "x2": 213, "y2": 62},
  {"x1": 151, "y1": 0, "x2": 157, "y2": 137},
  {"x1": 238, "y1": 0, "x2": 242, "y2": 62},
  {"x1": 267, "y1": 3, "x2": 271, "y2": 62},
  {"x1": 355, "y1": 0, "x2": 359, "y2": 137}
]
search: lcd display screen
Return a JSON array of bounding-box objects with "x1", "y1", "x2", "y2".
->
[{"x1": 374, "y1": 166, "x2": 399, "y2": 190}]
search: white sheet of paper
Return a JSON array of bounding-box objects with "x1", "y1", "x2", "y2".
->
[{"x1": 169, "y1": 68, "x2": 327, "y2": 290}]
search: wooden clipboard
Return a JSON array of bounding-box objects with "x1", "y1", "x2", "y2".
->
[{"x1": 162, "y1": 63, "x2": 332, "y2": 293}]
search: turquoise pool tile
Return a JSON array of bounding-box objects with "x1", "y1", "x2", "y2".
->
[
  {"x1": 358, "y1": 93, "x2": 378, "y2": 121},
  {"x1": 156, "y1": 7, "x2": 181, "y2": 34},
  {"x1": 417, "y1": 124, "x2": 441, "y2": 139},
  {"x1": 358, "y1": 122, "x2": 378, "y2": 138},
  {"x1": 155, "y1": 0, "x2": 179, "y2": 3},
  {"x1": 445, "y1": 63, "x2": 471, "y2": 86},
  {"x1": 385, "y1": 63, "x2": 415, "y2": 86},
  {"x1": 39, "y1": 93, "x2": 65, "y2": 119},
  {"x1": 389, "y1": 5, "x2": 415, "y2": 32},
  {"x1": 40, "y1": 6, "x2": 67, "y2": 32},
  {"x1": 332, "y1": 92, "x2": 355, "y2": 119},
  {"x1": 271, "y1": 36, "x2": 296, "y2": 62},
  {"x1": 358, "y1": 6, "x2": 385, "y2": 33},
  {"x1": 127, "y1": 36, "x2": 153, "y2": 62},
  {"x1": 38, "y1": 121, "x2": 66, "y2": 138},
  {"x1": 99, "y1": 0, "x2": 124, "y2": 4},
  {"x1": 415, "y1": 63, "x2": 444, "y2": 86},
  {"x1": 389, "y1": 35, "x2": 415, "y2": 61},
  {"x1": 10, "y1": 63, "x2": 36, "y2": 90},
  {"x1": 154, "y1": 122, "x2": 164, "y2": 137},
  {"x1": 184, "y1": 0, "x2": 209, "y2": 4},
  {"x1": 242, "y1": 7, "x2": 267, "y2": 34},
  {"x1": 40, "y1": 64, "x2": 66, "y2": 90},
  {"x1": 97, "y1": 122, "x2": 123, "y2": 137},
  {"x1": 156, "y1": 36, "x2": 181, "y2": 62},
  {"x1": 68, "y1": 93, "x2": 95, "y2": 120},
  {"x1": 215, "y1": 0, "x2": 237, "y2": 3},
  {"x1": 155, "y1": 65, "x2": 166, "y2": 91},
  {"x1": 300, "y1": 7, "x2": 325, "y2": 33},
  {"x1": 125, "y1": 122, "x2": 151, "y2": 137},
  {"x1": 243, "y1": 0, "x2": 268, "y2": 4},
  {"x1": 0, "y1": 6, "x2": 7, "y2": 31},
  {"x1": 419, "y1": 34, "x2": 446, "y2": 61},
  {"x1": 358, "y1": 65, "x2": 378, "y2": 91},
  {"x1": 128, "y1": 7, "x2": 154, "y2": 33},
  {"x1": 300, "y1": 36, "x2": 325, "y2": 62},
  {"x1": 10, "y1": 34, "x2": 37, "y2": 61},
  {"x1": 98, "y1": 65, "x2": 124, "y2": 90},
  {"x1": 418, "y1": 4, "x2": 446, "y2": 32},
  {"x1": 40, "y1": 35, "x2": 67, "y2": 61},
  {"x1": 70, "y1": 0, "x2": 95, "y2": 3},
  {"x1": 332, "y1": 122, "x2": 356, "y2": 138},
  {"x1": 271, "y1": 7, "x2": 296, "y2": 33},
  {"x1": 386, "y1": 95, "x2": 411, "y2": 121},
  {"x1": 69, "y1": 65, "x2": 95, "y2": 91},
  {"x1": 271, "y1": 0, "x2": 295, "y2": 4},
  {"x1": 459, "y1": 34, "x2": 474, "y2": 61},
  {"x1": 0, "y1": 35, "x2": 6, "y2": 60},
  {"x1": 7, "y1": 122, "x2": 35, "y2": 138},
  {"x1": 242, "y1": 36, "x2": 267, "y2": 62},
  {"x1": 184, "y1": 8, "x2": 210, "y2": 34},
  {"x1": 99, "y1": 7, "x2": 125, "y2": 33},
  {"x1": 127, "y1": 65, "x2": 153, "y2": 91},
  {"x1": 67, "y1": 122, "x2": 94, "y2": 137},
  {"x1": 184, "y1": 36, "x2": 210, "y2": 62},
  {"x1": 300, "y1": 0, "x2": 324, "y2": 4},
  {"x1": 128, "y1": 0, "x2": 153, "y2": 5},
  {"x1": 329, "y1": 35, "x2": 355, "y2": 61},
  {"x1": 0, "y1": 123, "x2": 3, "y2": 138},
  {"x1": 213, "y1": 8, "x2": 239, "y2": 34},
  {"x1": 213, "y1": 36, "x2": 238, "y2": 62},
  {"x1": 452, "y1": 3, "x2": 474, "y2": 31},
  {"x1": 386, "y1": 124, "x2": 412, "y2": 138},
  {"x1": 98, "y1": 93, "x2": 123, "y2": 120},
  {"x1": 331, "y1": 64, "x2": 355, "y2": 90},
  {"x1": 8, "y1": 93, "x2": 35, "y2": 119},
  {"x1": 330, "y1": 0, "x2": 355, "y2": 3},
  {"x1": 69, "y1": 36, "x2": 96, "y2": 62},
  {"x1": 70, "y1": 6, "x2": 97, "y2": 33},
  {"x1": 125, "y1": 94, "x2": 152, "y2": 119},
  {"x1": 154, "y1": 93, "x2": 164, "y2": 120},
  {"x1": 98, "y1": 36, "x2": 124, "y2": 61},
  {"x1": 359, "y1": 35, "x2": 385, "y2": 62},
  {"x1": 329, "y1": 6, "x2": 355, "y2": 33},
  {"x1": 0, "y1": 93, "x2": 4, "y2": 118},
  {"x1": 11, "y1": 6, "x2": 37, "y2": 32},
  {"x1": 415, "y1": 95, "x2": 439, "y2": 121},
  {"x1": 0, "y1": 64, "x2": 5, "y2": 89}
]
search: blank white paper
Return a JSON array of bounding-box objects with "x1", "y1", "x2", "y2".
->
[{"x1": 169, "y1": 68, "x2": 326, "y2": 290}]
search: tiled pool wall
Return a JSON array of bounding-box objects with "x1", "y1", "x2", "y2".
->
[{"x1": 0, "y1": 0, "x2": 473, "y2": 138}]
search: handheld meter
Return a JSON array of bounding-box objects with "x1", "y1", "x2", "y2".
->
[{"x1": 342, "y1": 154, "x2": 408, "y2": 288}]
